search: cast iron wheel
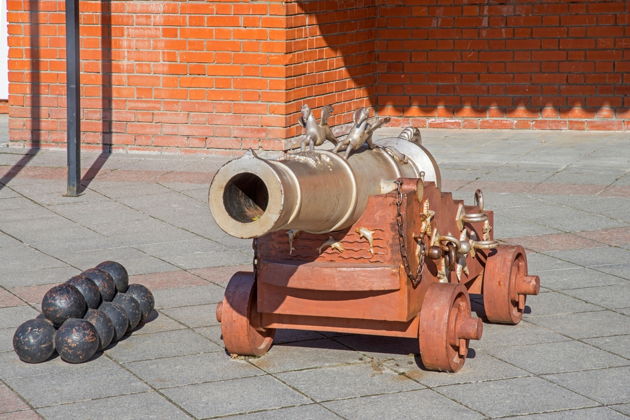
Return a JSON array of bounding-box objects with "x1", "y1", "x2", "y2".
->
[
  {"x1": 217, "y1": 271, "x2": 275, "y2": 356},
  {"x1": 419, "y1": 283, "x2": 483, "y2": 372},
  {"x1": 483, "y1": 245, "x2": 540, "y2": 325}
]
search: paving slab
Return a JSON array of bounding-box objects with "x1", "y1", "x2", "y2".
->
[
  {"x1": 539, "y1": 267, "x2": 628, "y2": 290},
  {"x1": 106, "y1": 329, "x2": 220, "y2": 363},
  {"x1": 385, "y1": 352, "x2": 530, "y2": 387},
  {"x1": 125, "y1": 352, "x2": 262, "y2": 389},
  {"x1": 502, "y1": 407, "x2": 630, "y2": 420},
  {"x1": 276, "y1": 362, "x2": 423, "y2": 402},
  {"x1": 222, "y1": 404, "x2": 340, "y2": 420},
  {"x1": 438, "y1": 377, "x2": 597, "y2": 418},
  {"x1": 583, "y1": 335, "x2": 630, "y2": 359},
  {"x1": 250, "y1": 339, "x2": 364, "y2": 374},
  {"x1": 161, "y1": 375, "x2": 311, "y2": 419},
  {"x1": 35, "y1": 392, "x2": 191, "y2": 420},
  {"x1": 544, "y1": 366, "x2": 630, "y2": 405},
  {"x1": 3, "y1": 357, "x2": 149, "y2": 408},
  {"x1": 563, "y1": 284, "x2": 630, "y2": 310},
  {"x1": 528, "y1": 311, "x2": 630, "y2": 339},
  {"x1": 323, "y1": 389, "x2": 483, "y2": 420},
  {"x1": 488, "y1": 340, "x2": 629, "y2": 375}
]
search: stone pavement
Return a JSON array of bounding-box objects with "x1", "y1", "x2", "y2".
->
[{"x1": 0, "y1": 127, "x2": 629, "y2": 419}]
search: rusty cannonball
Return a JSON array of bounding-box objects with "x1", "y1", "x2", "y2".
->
[
  {"x1": 84, "y1": 309, "x2": 115, "y2": 351},
  {"x1": 126, "y1": 284, "x2": 154, "y2": 323},
  {"x1": 82, "y1": 268, "x2": 116, "y2": 302},
  {"x1": 99, "y1": 302, "x2": 129, "y2": 341},
  {"x1": 55, "y1": 318, "x2": 99, "y2": 364},
  {"x1": 67, "y1": 275, "x2": 101, "y2": 309},
  {"x1": 113, "y1": 293, "x2": 142, "y2": 332},
  {"x1": 96, "y1": 261, "x2": 129, "y2": 293},
  {"x1": 13, "y1": 318, "x2": 56, "y2": 363},
  {"x1": 41, "y1": 284, "x2": 87, "y2": 326}
]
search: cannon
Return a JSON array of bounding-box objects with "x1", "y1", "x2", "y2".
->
[{"x1": 209, "y1": 106, "x2": 540, "y2": 372}]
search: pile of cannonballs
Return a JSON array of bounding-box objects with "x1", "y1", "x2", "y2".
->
[{"x1": 13, "y1": 261, "x2": 154, "y2": 364}]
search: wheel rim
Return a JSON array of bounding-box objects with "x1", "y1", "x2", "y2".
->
[
  {"x1": 483, "y1": 246, "x2": 539, "y2": 324},
  {"x1": 419, "y1": 283, "x2": 482, "y2": 372},
  {"x1": 219, "y1": 272, "x2": 274, "y2": 356}
]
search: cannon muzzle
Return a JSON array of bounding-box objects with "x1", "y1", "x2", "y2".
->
[{"x1": 209, "y1": 138, "x2": 441, "y2": 238}]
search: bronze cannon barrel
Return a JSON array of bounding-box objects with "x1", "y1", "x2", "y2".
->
[{"x1": 208, "y1": 138, "x2": 441, "y2": 238}]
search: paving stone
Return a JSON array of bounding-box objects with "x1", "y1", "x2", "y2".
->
[
  {"x1": 0, "y1": 246, "x2": 69, "y2": 275},
  {"x1": 502, "y1": 407, "x2": 630, "y2": 420},
  {"x1": 194, "y1": 326, "x2": 222, "y2": 346},
  {"x1": 385, "y1": 352, "x2": 530, "y2": 387},
  {"x1": 475, "y1": 321, "x2": 570, "y2": 352},
  {"x1": 323, "y1": 389, "x2": 483, "y2": 420},
  {"x1": 524, "y1": 291, "x2": 601, "y2": 316},
  {"x1": 153, "y1": 284, "x2": 225, "y2": 309},
  {"x1": 129, "y1": 269, "x2": 210, "y2": 290},
  {"x1": 0, "y1": 409, "x2": 42, "y2": 419},
  {"x1": 612, "y1": 403, "x2": 630, "y2": 416},
  {"x1": 528, "y1": 311, "x2": 630, "y2": 339},
  {"x1": 0, "y1": 327, "x2": 16, "y2": 352},
  {"x1": 0, "y1": 266, "x2": 79, "y2": 288},
  {"x1": 162, "y1": 304, "x2": 217, "y2": 328},
  {"x1": 546, "y1": 247, "x2": 630, "y2": 268},
  {"x1": 583, "y1": 335, "x2": 630, "y2": 359},
  {"x1": 132, "y1": 312, "x2": 185, "y2": 336},
  {"x1": 0, "y1": 383, "x2": 29, "y2": 414},
  {"x1": 544, "y1": 366, "x2": 630, "y2": 405},
  {"x1": 525, "y1": 252, "x2": 578, "y2": 272},
  {"x1": 36, "y1": 392, "x2": 190, "y2": 420},
  {"x1": 563, "y1": 284, "x2": 630, "y2": 309},
  {"x1": 489, "y1": 340, "x2": 628, "y2": 375},
  {"x1": 107, "y1": 329, "x2": 220, "y2": 363},
  {"x1": 0, "y1": 306, "x2": 39, "y2": 329},
  {"x1": 4, "y1": 358, "x2": 149, "y2": 407},
  {"x1": 49, "y1": 247, "x2": 177, "y2": 276},
  {"x1": 250, "y1": 338, "x2": 364, "y2": 373},
  {"x1": 137, "y1": 240, "x2": 250, "y2": 270},
  {"x1": 188, "y1": 264, "x2": 251, "y2": 286},
  {"x1": 222, "y1": 404, "x2": 340, "y2": 420},
  {"x1": 593, "y1": 264, "x2": 630, "y2": 280},
  {"x1": 277, "y1": 362, "x2": 423, "y2": 402},
  {"x1": 126, "y1": 351, "x2": 262, "y2": 389},
  {"x1": 438, "y1": 377, "x2": 597, "y2": 418},
  {"x1": 539, "y1": 267, "x2": 627, "y2": 290},
  {"x1": 0, "y1": 289, "x2": 24, "y2": 308},
  {"x1": 162, "y1": 375, "x2": 311, "y2": 419}
]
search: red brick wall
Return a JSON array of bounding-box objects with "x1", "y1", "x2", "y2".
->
[
  {"x1": 7, "y1": 1, "x2": 629, "y2": 154},
  {"x1": 374, "y1": 1, "x2": 630, "y2": 130}
]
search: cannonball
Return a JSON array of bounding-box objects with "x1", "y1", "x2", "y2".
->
[
  {"x1": 82, "y1": 268, "x2": 116, "y2": 301},
  {"x1": 96, "y1": 261, "x2": 129, "y2": 293},
  {"x1": 99, "y1": 302, "x2": 129, "y2": 341},
  {"x1": 13, "y1": 319, "x2": 56, "y2": 363},
  {"x1": 55, "y1": 318, "x2": 99, "y2": 364},
  {"x1": 67, "y1": 275, "x2": 101, "y2": 309},
  {"x1": 84, "y1": 309, "x2": 115, "y2": 351},
  {"x1": 41, "y1": 284, "x2": 87, "y2": 326},
  {"x1": 112, "y1": 293, "x2": 142, "y2": 332},
  {"x1": 126, "y1": 284, "x2": 154, "y2": 323}
]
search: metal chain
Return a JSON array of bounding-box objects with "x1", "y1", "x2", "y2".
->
[{"x1": 394, "y1": 180, "x2": 424, "y2": 287}]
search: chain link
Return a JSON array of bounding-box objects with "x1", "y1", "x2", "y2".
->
[{"x1": 394, "y1": 180, "x2": 424, "y2": 287}]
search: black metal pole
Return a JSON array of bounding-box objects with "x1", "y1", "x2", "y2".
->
[{"x1": 65, "y1": 0, "x2": 80, "y2": 196}]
